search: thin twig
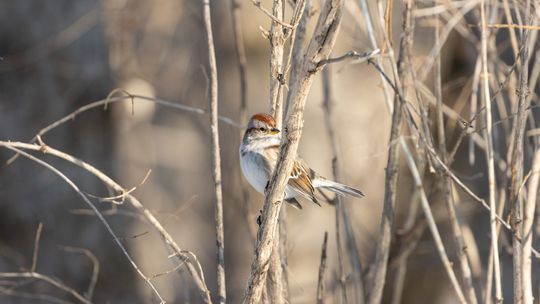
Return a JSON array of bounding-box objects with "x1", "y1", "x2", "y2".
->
[
  {"x1": 416, "y1": 0, "x2": 481, "y2": 81},
  {"x1": 230, "y1": 0, "x2": 248, "y2": 126},
  {"x1": 316, "y1": 49, "x2": 380, "y2": 68},
  {"x1": 400, "y1": 140, "x2": 467, "y2": 303},
  {"x1": 434, "y1": 7, "x2": 478, "y2": 303},
  {"x1": 316, "y1": 232, "x2": 329, "y2": 304},
  {"x1": 0, "y1": 272, "x2": 90, "y2": 304},
  {"x1": 469, "y1": 23, "x2": 540, "y2": 30},
  {"x1": 0, "y1": 286, "x2": 71, "y2": 304},
  {"x1": 322, "y1": 65, "x2": 364, "y2": 303},
  {"x1": 30, "y1": 223, "x2": 43, "y2": 273},
  {"x1": 367, "y1": 0, "x2": 412, "y2": 302},
  {"x1": 508, "y1": 2, "x2": 532, "y2": 303},
  {"x1": 284, "y1": 0, "x2": 310, "y2": 116},
  {"x1": 202, "y1": 1, "x2": 226, "y2": 303},
  {"x1": 480, "y1": 1, "x2": 503, "y2": 301},
  {"x1": 522, "y1": 149, "x2": 540, "y2": 303},
  {"x1": 0, "y1": 146, "x2": 166, "y2": 304},
  {"x1": 58, "y1": 246, "x2": 100, "y2": 301},
  {"x1": 390, "y1": 160, "x2": 425, "y2": 304},
  {"x1": 6, "y1": 93, "x2": 241, "y2": 165},
  {"x1": 1, "y1": 141, "x2": 212, "y2": 303},
  {"x1": 251, "y1": 0, "x2": 294, "y2": 29},
  {"x1": 268, "y1": 0, "x2": 285, "y2": 127}
]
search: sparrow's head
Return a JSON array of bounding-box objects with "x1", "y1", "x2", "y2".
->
[{"x1": 242, "y1": 113, "x2": 281, "y2": 145}]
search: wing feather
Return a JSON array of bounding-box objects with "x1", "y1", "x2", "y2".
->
[{"x1": 288, "y1": 159, "x2": 319, "y2": 205}]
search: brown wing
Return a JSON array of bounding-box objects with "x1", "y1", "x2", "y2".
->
[{"x1": 288, "y1": 159, "x2": 320, "y2": 205}]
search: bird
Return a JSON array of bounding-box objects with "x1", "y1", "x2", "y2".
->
[{"x1": 239, "y1": 113, "x2": 364, "y2": 209}]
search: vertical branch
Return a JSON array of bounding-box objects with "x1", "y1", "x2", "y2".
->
[
  {"x1": 522, "y1": 149, "x2": 540, "y2": 304},
  {"x1": 203, "y1": 0, "x2": 226, "y2": 302},
  {"x1": 508, "y1": 2, "x2": 531, "y2": 303},
  {"x1": 268, "y1": 231, "x2": 285, "y2": 304},
  {"x1": 268, "y1": 0, "x2": 285, "y2": 126},
  {"x1": 367, "y1": 61, "x2": 403, "y2": 304},
  {"x1": 31, "y1": 222, "x2": 44, "y2": 272},
  {"x1": 367, "y1": 0, "x2": 413, "y2": 302},
  {"x1": 242, "y1": 1, "x2": 345, "y2": 302},
  {"x1": 390, "y1": 193, "x2": 423, "y2": 304},
  {"x1": 316, "y1": 232, "x2": 329, "y2": 304},
  {"x1": 322, "y1": 66, "x2": 365, "y2": 303},
  {"x1": 285, "y1": 0, "x2": 311, "y2": 116},
  {"x1": 230, "y1": 0, "x2": 248, "y2": 125},
  {"x1": 323, "y1": 65, "x2": 348, "y2": 304},
  {"x1": 231, "y1": 0, "x2": 260, "y2": 245},
  {"x1": 231, "y1": 0, "x2": 257, "y2": 244},
  {"x1": 278, "y1": 207, "x2": 290, "y2": 301},
  {"x1": 434, "y1": 8, "x2": 478, "y2": 304},
  {"x1": 267, "y1": 1, "x2": 287, "y2": 302},
  {"x1": 480, "y1": 0, "x2": 502, "y2": 302},
  {"x1": 402, "y1": 142, "x2": 467, "y2": 303}
]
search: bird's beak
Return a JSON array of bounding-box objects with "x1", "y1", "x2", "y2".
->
[{"x1": 270, "y1": 128, "x2": 280, "y2": 135}]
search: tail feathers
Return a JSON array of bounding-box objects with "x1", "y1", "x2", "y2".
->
[{"x1": 314, "y1": 179, "x2": 364, "y2": 198}]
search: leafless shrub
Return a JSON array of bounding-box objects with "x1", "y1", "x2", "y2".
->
[{"x1": 1, "y1": 0, "x2": 539, "y2": 303}]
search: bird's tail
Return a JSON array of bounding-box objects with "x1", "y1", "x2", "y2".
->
[{"x1": 314, "y1": 179, "x2": 364, "y2": 198}]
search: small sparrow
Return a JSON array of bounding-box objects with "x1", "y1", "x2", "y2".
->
[{"x1": 239, "y1": 113, "x2": 364, "y2": 209}]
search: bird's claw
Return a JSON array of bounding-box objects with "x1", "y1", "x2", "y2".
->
[
  {"x1": 256, "y1": 209, "x2": 263, "y2": 226},
  {"x1": 264, "y1": 181, "x2": 270, "y2": 195}
]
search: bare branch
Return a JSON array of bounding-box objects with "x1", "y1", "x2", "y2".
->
[
  {"x1": 0, "y1": 272, "x2": 90, "y2": 304},
  {"x1": 203, "y1": 0, "x2": 226, "y2": 303},
  {"x1": 522, "y1": 149, "x2": 540, "y2": 303},
  {"x1": 400, "y1": 140, "x2": 467, "y2": 303},
  {"x1": 507, "y1": 2, "x2": 533, "y2": 303},
  {"x1": 230, "y1": 0, "x2": 248, "y2": 125},
  {"x1": 6, "y1": 93, "x2": 241, "y2": 165},
  {"x1": 316, "y1": 48, "x2": 380, "y2": 68},
  {"x1": 242, "y1": 1, "x2": 345, "y2": 302},
  {"x1": 0, "y1": 146, "x2": 165, "y2": 303},
  {"x1": 367, "y1": 0, "x2": 412, "y2": 301},
  {"x1": 316, "y1": 232, "x2": 329, "y2": 304},
  {"x1": 30, "y1": 223, "x2": 43, "y2": 273},
  {"x1": 434, "y1": 8, "x2": 478, "y2": 303},
  {"x1": 268, "y1": 0, "x2": 285, "y2": 126},
  {"x1": 58, "y1": 246, "x2": 100, "y2": 301},
  {"x1": 322, "y1": 66, "x2": 365, "y2": 303},
  {"x1": 0, "y1": 141, "x2": 212, "y2": 303},
  {"x1": 251, "y1": 0, "x2": 293, "y2": 29}
]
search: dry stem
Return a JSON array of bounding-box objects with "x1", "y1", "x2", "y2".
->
[
  {"x1": 203, "y1": 0, "x2": 226, "y2": 302},
  {"x1": 1, "y1": 141, "x2": 212, "y2": 303},
  {"x1": 1, "y1": 145, "x2": 166, "y2": 303},
  {"x1": 316, "y1": 232, "x2": 329, "y2": 304},
  {"x1": 241, "y1": 1, "x2": 345, "y2": 302},
  {"x1": 480, "y1": 1, "x2": 503, "y2": 301}
]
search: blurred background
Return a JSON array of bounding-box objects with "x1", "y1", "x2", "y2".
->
[{"x1": 0, "y1": 0, "x2": 538, "y2": 303}]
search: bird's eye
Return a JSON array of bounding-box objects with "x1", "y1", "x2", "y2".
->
[{"x1": 259, "y1": 127, "x2": 265, "y2": 131}]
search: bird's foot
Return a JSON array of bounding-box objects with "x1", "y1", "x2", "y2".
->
[
  {"x1": 256, "y1": 209, "x2": 263, "y2": 226},
  {"x1": 264, "y1": 181, "x2": 270, "y2": 195}
]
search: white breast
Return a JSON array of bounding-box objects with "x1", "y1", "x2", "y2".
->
[
  {"x1": 240, "y1": 150, "x2": 270, "y2": 195},
  {"x1": 239, "y1": 149, "x2": 297, "y2": 200}
]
